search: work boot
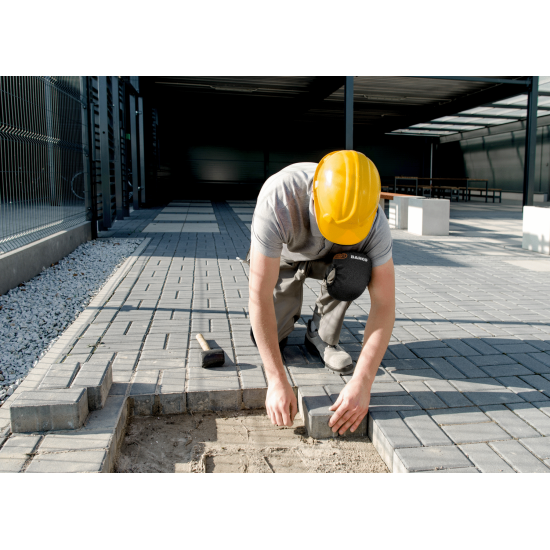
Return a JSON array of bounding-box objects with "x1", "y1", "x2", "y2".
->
[
  {"x1": 304, "y1": 319, "x2": 354, "y2": 374},
  {"x1": 250, "y1": 328, "x2": 288, "y2": 354}
]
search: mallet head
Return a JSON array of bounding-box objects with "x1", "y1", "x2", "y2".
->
[{"x1": 200, "y1": 348, "x2": 225, "y2": 369}]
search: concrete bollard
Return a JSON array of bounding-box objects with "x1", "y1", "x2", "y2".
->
[
  {"x1": 389, "y1": 196, "x2": 423, "y2": 230},
  {"x1": 408, "y1": 198, "x2": 450, "y2": 236},
  {"x1": 522, "y1": 206, "x2": 550, "y2": 255}
]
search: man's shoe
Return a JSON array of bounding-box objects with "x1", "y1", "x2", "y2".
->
[
  {"x1": 304, "y1": 319, "x2": 354, "y2": 374},
  {"x1": 250, "y1": 328, "x2": 288, "y2": 354}
]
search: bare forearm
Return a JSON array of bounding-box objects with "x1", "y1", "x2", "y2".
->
[
  {"x1": 249, "y1": 295, "x2": 287, "y2": 385},
  {"x1": 354, "y1": 304, "x2": 395, "y2": 387}
]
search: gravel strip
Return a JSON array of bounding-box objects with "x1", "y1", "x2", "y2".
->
[{"x1": 0, "y1": 238, "x2": 143, "y2": 406}]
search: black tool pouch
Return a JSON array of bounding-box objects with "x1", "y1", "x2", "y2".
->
[{"x1": 324, "y1": 251, "x2": 372, "y2": 302}]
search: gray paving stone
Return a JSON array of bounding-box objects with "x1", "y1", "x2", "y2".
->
[
  {"x1": 291, "y1": 372, "x2": 344, "y2": 386},
  {"x1": 38, "y1": 362, "x2": 80, "y2": 390},
  {"x1": 410, "y1": 348, "x2": 459, "y2": 359},
  {"x1": 372, "y1": 367, "x2": 395, "y2": 384},
  {"x1": 520, "y1": 375, "x2": 550, "y2": 396},
  {"x1": 489, "y1": 440, "x2": 550, "y2": 473},
  {"x1": 387, "y1": 344, "x2": 417, "y2": 359},
  {"x1": 480, "y1": 404, "x2": 541, "y2": 438},
  {"x1": 509, "y1": 353, "x2": 550, "y2": 374},
  {"x1": 382, "y1": 358, "x2": 429, "y2": 370},
  {"x1": 507, "y1": 402, "x2": 550, "y2": 436},
  {"x1": 385, "y1": 368, "x2": 442, "y2": 383},
  {"x1": 519, "y1": 437, "x2": 550, "y2": 460},
  {"x1": 479, "y1": 363, "x2": 532, "y2": 377},
  {"x1": 442, "y1": 339, "x2": 481, "y2": 356},
  {"x1": 491, "y1": 343, "x2": 540, "y2": 354},
  {"x1": 72, "y1": 362, "x2": 112, "y2": 411},
  {"x1": 186, "y1": 377, "x2": 241, "y2": 411},
  {"x1": 369, "y1": 394, "x2": 421, "y2": 412},
  {"x1": 401, "y1": 381, "x2": 448, "y2": 410},
  {"x1": 428, "y1": 407, "x2": 490, "y2": 425},
  {"x1": 10, "y1": 389, "x2": 89, "y2": 433},
  {"x1": 458, "y1": 443, "x2": 516, "y2": 473},
  {"x1": 0, "y1": 457, "x2": 27, "y2": 473},
  {"x1": 367, "y1": 411, "x2": 421, "y2": 471},
  {"x1": 299, "y1": 386, "x2": 335, "y2": 439},
  {"x1": 0, "y1": 435, "x2": 42, "y2": 458},
  {"x1": 393, "y1": 445, "x2": 472, "y2": 473},
  {"x1": 468, "y1": 354, "x2": 515, "y2": 367},
  {"x1": 158, "y1": 370, "x2": 186, "y2": 414},
  {"x1": 424, "y1": 380, "x2": 474, "y2": 408},
  {"x1": 370, "y1": 382, "x2": 407, "y2": 397},
  {"x1": 325, "y1": 385, "x2": 367, "y2": 436},
  {"x1": 424, "y1": 357, "x2": 466, "y2": 380},
  {"x1": 26, "y1": 450, "x2": 108, "y2": 473},
  {"x1": 450, "y1": 378, "x2": 504, "y2": 392},
  {"x1": 462, "y1": 339, "x2": 499, "y2": 355},
  {"x1": 446, "y1": 357, "x2": 489, "y2": 378},
  {"x1": 441, "y1": 422, "x2": 511, "y2": 445},
  {"x1": 39, "y1": 432, "x2": 111, "y2": 452},
  {"x1": 463, "y1": 389, "x2": 526, "y2": 407},
  {"x1": 399, "y1": 410, "x2": 453, "y2": 447},
  {"x1": 529, "y1": 352, "x2": 550, "y2": 368},
  {"x1": 495, "y1": 376, "x2": 549, "y2": 403},
  {"x1": 411, "y1": 467, "x2": 480, "y2": 473}
]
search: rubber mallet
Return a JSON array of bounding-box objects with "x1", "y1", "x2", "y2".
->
[{"x1": 196, "y1": 333, "x2": 225, "y2": 368}]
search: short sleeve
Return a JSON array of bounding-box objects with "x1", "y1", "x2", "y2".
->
[
  {"x1": 360, "y1": 206, "x2": 393, "y2": 267},
  {"x1": 250, "y1": 202, "x2": 284, "y2": 258}
]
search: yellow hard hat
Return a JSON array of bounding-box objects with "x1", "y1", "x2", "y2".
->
[{"x1": 313, "y1": 150, "x2": 381, "y2": 245}]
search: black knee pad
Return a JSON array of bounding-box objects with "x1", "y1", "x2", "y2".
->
[{"x1": 324, "y1": 252, "x2": 372, "y2": 302}]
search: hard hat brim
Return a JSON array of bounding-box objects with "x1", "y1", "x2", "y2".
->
[{"x1": 315, "y1": 202, "x2": 378, "y2": 246}]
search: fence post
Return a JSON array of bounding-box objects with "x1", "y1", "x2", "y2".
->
[
  {"x1": 128, "y1": 92, "x2": 140, "y2": 210},
  {"x1": 138, "y1": 96, "x2": 146, "y2": 205},
  {"x1": 112, "y1": 77, "x2": 125, "y2": 221},
  {"x1": 98, "y1": 76, "x2": 113, "y2": 229},
  {"x1": 80, "y1": 77, "x2": 97, "y2": 239}
]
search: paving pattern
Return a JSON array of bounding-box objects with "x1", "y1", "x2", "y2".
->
[{"x1": 2, "y1": 198, "x2": 550, "y2": 472}]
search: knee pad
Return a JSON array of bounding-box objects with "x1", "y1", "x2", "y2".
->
[{"x1": 324, "y1": 251, "x2": 372, "y2": 302}]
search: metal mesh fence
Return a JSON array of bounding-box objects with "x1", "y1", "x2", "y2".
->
[{"x1": 0, "y1": 76, "x2": 88, "y2": 254}]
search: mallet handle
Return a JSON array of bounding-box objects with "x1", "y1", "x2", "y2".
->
[{"x1": 196, "y1": 333, "x2": 211, "y2": 351}]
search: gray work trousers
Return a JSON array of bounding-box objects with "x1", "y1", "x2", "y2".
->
[{"x1": 273, "y1": 256, "x2": 353, "y2": 346}]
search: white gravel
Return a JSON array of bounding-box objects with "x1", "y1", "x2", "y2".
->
[{"x1": 0, "y1": 238, "x2": 143, "y2": 406}]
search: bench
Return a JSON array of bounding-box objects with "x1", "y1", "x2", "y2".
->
[{"x1": 384, "y1": 177, "x2": 500, "y2": 203}]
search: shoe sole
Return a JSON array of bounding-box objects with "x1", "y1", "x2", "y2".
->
[{"x1": 304, "y1": 334, "x2": 355, "y2": 375}]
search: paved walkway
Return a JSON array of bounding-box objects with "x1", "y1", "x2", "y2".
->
[{"x1": 2, "y1": 198, "x2": 550, "y2": 472}]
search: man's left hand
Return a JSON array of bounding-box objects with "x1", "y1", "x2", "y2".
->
[{"x1": 328, "y1": 377, "x2": 371, "y2": 435}]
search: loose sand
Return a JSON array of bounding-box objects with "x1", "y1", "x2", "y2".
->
[{"x1": 115, "y1": 409, "x2": 388, "y2": 473}]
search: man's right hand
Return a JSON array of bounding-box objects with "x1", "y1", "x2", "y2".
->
[{"x1": 266, "y1": 380, "x2": 297, "y2": 427}]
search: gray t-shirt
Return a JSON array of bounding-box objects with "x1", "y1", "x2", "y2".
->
[{"x1": 251, "y1": 162, "x2": 393, "y2": 266}]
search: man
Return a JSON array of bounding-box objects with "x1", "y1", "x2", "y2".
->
[{"x1": 248, "y1": 150, "x2": 395, "y2": 435}]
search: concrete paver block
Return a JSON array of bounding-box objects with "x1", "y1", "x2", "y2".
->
[
  {"x1": 489, "y1": 440, "x2": 550, "y2": 473},
  {"x1": 428, "y1": 407, "x2": 490, "y2": 425},
  {"x1": 424, "y1": 357, "x2": 466, "y2": 380},
  {"x1": 393, "y1": 445, "x2": 472, "y2": 473},
  {"x1": 480, "y1": 404, "x2": 541, "y2": 439},
  {"x1": 0, "y1": 458, "x2": 28, "y2": 473},
  {"x1": 425, "y1": 380, "x2": 474, "y2": 408},
  {"x1": 506, "y1": 402, "x2": 550, "y2": 436},
  {"x1": 0, "y1": 435, "x2": 42, "y2": 458},
  {"x1": 158, "y1": 370, "x2": 186, "y2": 415},
  {"x1": 186, "y1": 377, "x2": 241, "y2": 411},
  {"x1": 39, "y1": 432, "x2": 112, "y2": 452},
  {"x1": 463, "y1": 389, "x2": 526, "y2": 407},
  {"x1": 38, "y1": 362, "x2": 81, "y2": 390},
  {"x1": 401, "y1": 380, "x2": 448, "y2": 410},
  {"x1": 458, "y1": 443, "x2": 515, "y2": 473},
  {"x1": 10, "y1": 389, "x2": 89, "y2": 433},
  {"x1": 509, "y1": 353, "x2": 550, "y2": 374},
  {"x1": 325, "y1": 385, "x2": 367, "y2": 436},
  {"x1": 441, "y1": 422, "x2": 511, "y2": 445},
  {"x1": 298, "y1": 386, "x2": 335, "y2": 439},
  {"x1": 399, "y1": 410, "x2": 453, "y2": 447},
  {"x1": 26, "y1": 450, "x2": 108, "y2": 473},
  {"x1": 445, "y1": 356, "x2": 488, "y2": 378},
  {"x1": 72, "y1": 361, "x2": 112, "y2": 411},
  {"x1": 519, "y1": 437, "x2": 550, "y2": 460},
  {"x1": 368, "y1": 411, "x2": 421, "y2": 471}
]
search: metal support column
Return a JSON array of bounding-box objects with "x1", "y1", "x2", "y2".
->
[
  {"x1": 112, "y1": 77, "x2": 124, "y2": 220},
  {"x1": 129, "y1": 93, "x2": 140, "y2": 210},
  {"x1": 98, "y1": 76, "x2": 113, "y2": 229},
  {"x1": 345, "y1": 76, "x2": 354, "y2": 150},
  {"x1": 80, "y1": 77, "x2": 97, "y2": 239},
  {"x1": 523, "y1": 76, "x2": 539, "y2": 207},
  {"x1": 138, "y1": 96, "x2": 146, "y2": 205}
]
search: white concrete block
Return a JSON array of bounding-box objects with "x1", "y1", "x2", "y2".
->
[
  {"x1": 522, "y1": 206, "x2": 550, "y2": 255},
  {"x1": 389, "y1": 196, "x2": 423, "y2": 230},
  {"x1": 408, "y1": 198, "x2": 450, "y2": 236}
]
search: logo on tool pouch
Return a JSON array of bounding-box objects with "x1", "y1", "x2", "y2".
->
[
  {"x1": 334, "y1": 253, "x2": 347, "y2": 259},
  {"x1": 351, "y1": 255, "x2": 369, "y2": 262}
]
